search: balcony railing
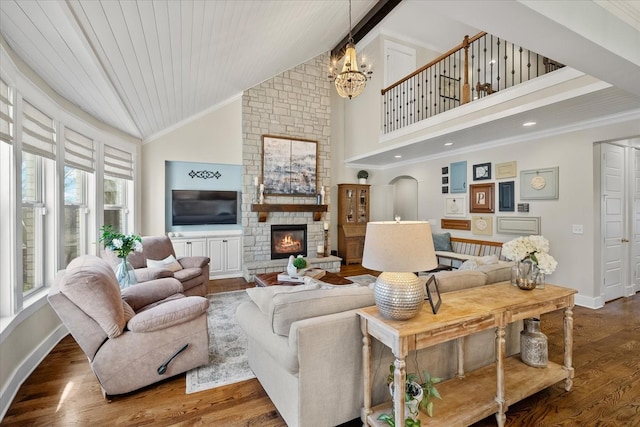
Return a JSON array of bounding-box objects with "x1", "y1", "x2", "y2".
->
[{"x1": 381, "y1": 32, "x2": 564, "y2": 134}]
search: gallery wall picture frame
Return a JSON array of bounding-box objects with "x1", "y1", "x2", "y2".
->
[
  {"x1": 442, "y1": 186, "x2": 449, "y2": 194},
  {"x1": 472, "y1": 216, "x2": 493, "y2": 236},
  {"x1": 498, "y1": 181, "x2": 515, "y2": 212},
  {"x1": 495, "y1": 161, "x2": 517, "y2": 179},
  {"x1": 473, "y1": 162, "x2": 491, "y2": 181},
  {"x1": 442, "y1": 166, "x2": 449, "y2": 175},
  {"x1": 442, "y1": 176, "x2": 449, "y2": 185},
  {"x1": 444, "y1": 196, "x2": 466, "y2": 217},
  {"x1": 469, "y1": 183, "x2": 495, "y2": 213},
  {"x1": 441, "y1": 218, "x2": 471, "y2": 231},
  {"x1": 496, "y1": 216, "x2": 541, "y2": 235},
  {"x1": 424, "y1": 275, "x2": 441, "y2": 314},
  {"x1": 439, "y1": 75, "x2": 460, "y2": 101},
  {"x1": 520, "y1": 167, "x2": 559, "y2": 200},
  {"x1": 262, "y1": 135, "x2": 317, "y2": 196}
]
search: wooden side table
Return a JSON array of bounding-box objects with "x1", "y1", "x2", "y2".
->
[{"x1": 357, "y1": 282, "x2": 576, "y2": 426}]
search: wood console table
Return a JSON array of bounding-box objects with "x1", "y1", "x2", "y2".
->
[{"x1": 357, "y1": 282, "x2": 576, "y2": 427}]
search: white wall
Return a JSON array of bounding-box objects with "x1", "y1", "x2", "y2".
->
[
  {"x1": 141, "y1": 97, "x2": 243, "y2": 235},
  {"x1": 363, "y1": 119, "x2": 640, "y2": 306}
]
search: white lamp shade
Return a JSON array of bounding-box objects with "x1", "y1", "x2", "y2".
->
[{"x1": 362, "y1": 221, "x2": 438, "y2": 272}]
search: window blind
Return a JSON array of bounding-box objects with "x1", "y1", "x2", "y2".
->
[
  {"x1": 0, "y1": 79, "x2": 12, "y2": 144},
  {"x1": 104, "y1": 144, "x2": 134, "y2": 180},
  {"x1": 64, "y1": 127, "x2": 95, "y2": 172},
  {"x1": 22, "y1": 101, "x2": 56, "y2": 159}
]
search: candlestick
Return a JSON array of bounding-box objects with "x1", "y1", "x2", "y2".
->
[
  {"x1": 323, "y1": 222, "x2": 329, "y2": 230},
  {"x1": 253, "y1": 176, "x2": 258, "y2": 186}
]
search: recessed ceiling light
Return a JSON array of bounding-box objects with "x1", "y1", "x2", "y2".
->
[
  {"x1": 489, "y1": 60, "x2": 496, "y2": 65},
  {"x1": 523, "y1": 121, "x2": 537, "y2": 127},
  {"x1": 394, "y1": 155, "x2": 402, "y2": 158},
  {"x1": 444, "y1": 142, "x2": 454, "y2": 146}
]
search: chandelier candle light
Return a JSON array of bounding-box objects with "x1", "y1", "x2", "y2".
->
[
  {"x1": 362, "y1": 221, "x2": 438, "y2": 320},
  {"x1": 328, "y1": 0, "x2": 373, "y2": 99}
]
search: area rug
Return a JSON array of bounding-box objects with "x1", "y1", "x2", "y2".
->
[{"x1": 186, "y1": 290, "x2": 255, "y2": 394}]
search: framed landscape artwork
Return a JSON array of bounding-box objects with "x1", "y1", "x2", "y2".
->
[{"x1": 262, "y1": 135, "x2": 317, "y2": 196}]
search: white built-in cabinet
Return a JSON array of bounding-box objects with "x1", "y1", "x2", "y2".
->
[
  {"x1": 207, "y1": 236, "x2": 242, "y2": 278},
  {"x1": 169, "y1": 231, "x2": 242, "y2": 279}
]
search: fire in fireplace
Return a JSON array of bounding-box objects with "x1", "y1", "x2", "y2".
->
[{"x1": 271, "y1": 225, "x2": 307, "y2": 259}]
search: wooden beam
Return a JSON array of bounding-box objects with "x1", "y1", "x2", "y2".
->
[{"x1": 330, "y1": 0, "x2": 403, "y2": 59}]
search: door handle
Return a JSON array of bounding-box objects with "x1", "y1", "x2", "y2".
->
[{"x1": 621, "y1": 238, "x2": 630, "y2": 243}]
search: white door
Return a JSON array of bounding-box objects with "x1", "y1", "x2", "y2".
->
[
  {"x1": 634, "y1": 149, "x2": 640, "y2": 294},
  {"x1": 602, "y1": 143, "x2": 627, "y2": 301},
  {"x1": 384, "y1": 40, "x2": 416, "y2": 87}
]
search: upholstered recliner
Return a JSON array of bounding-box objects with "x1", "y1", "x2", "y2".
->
[
  {"x1": 48, "y1": 255, "x2": 210, "y2": 396},
  {"x1": 103, "y1": 235, "x2": 209, "y2": 297}
]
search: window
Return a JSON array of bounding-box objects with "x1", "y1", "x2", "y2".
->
[
  {"x1": 21, "y1": 100, "x2": 56, "y2": 296},
  {"x1": 21, "y1": 152, "x2": 45, "y2": 295},
  {"x1": 103, "y1": 144, "x2": 133, "y2": 233},
  {"x1": 0, "y1": 62, "x2": 138, "y2": 319},
  {"x1": 103, "y1": 175, "x2": 127, "y2": 232},
  {"x1": 63, "y1": 166, "x2": 87, "y2": 266},
  {"x1": 63, "y1": 127, "x2": 94, "y2": 266}
]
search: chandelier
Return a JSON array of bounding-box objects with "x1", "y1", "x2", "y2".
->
[{"x1": 328, "y1": 0, "x2": 372, "y2": 99}]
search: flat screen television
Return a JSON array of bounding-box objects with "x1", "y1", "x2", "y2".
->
[{"x1": 172, "y1": 190, "x2": 238, "y2": 225}]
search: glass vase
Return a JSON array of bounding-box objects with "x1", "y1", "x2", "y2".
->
[
  {"x1": 513, "y1": 260, "x2": 545, "y2": 290},
  {"x1": 115, "y1": 256, "x2": 137, "y2": 289}
]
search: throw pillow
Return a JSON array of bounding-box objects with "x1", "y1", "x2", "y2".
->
[
  {"x1": 246, "y1": 283, "x2": 320, "y2": 315},
  {"x1": 458, "y1": 259, "x2": 478, "y2": 271},
  {"x1": 432, "y1": 232, "x2": 453, "y2": 251},
  {"x1": 147, "y1": 254, "x2": 183, "y2": 272},
  {"x1": 477, "y1": 254, "x2": 499, "y2": 265}
]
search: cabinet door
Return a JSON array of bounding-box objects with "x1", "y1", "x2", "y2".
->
[
  {"x1": 224, "y1": 237, "x2": 242, "y2": 273},
  {"x1": 207, "y1": 238, "x2": 225, "y2": 275},
  {"x1": 171, "y1": 239, "x2": 189, "y2": 258},
  {"x1": 189, "y1": 239, "x2": 207, "y2": 257},
  {"x1": 356, "y1": 187, "x2": 369, "y2": 224},
  {"x1": 450, "y1": 161, "x2": 467, "y2": 193}
]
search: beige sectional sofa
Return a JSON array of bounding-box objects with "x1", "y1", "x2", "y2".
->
[{"x1": 236, "y1": 262, "x2": 519, "y2": 427}]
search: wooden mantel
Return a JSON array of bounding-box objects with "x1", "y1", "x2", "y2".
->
[{"x1": 251, "y1": 204, "x2": 328, "y2": 222}]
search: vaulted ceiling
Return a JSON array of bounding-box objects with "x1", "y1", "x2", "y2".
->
[{"x1": 1, "y1": 0, "x2": 639, "y2": 145}]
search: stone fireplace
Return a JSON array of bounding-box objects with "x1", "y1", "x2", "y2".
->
[{"x1": 271, "y1": 225, "x2": 307, "y2": 259}]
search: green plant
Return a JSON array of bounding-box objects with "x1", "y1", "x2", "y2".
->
[
  {"x1": 357, "y1": 170, "x2": 369, "y2": 179},
  {"x1": 292, "y1": 255, "x2": 307, "y2": 269},
  {"x1": 377, "y1": 413, "x2": 421, "y2": 427},
  {"x1": 99, "y1": 225, "x2": 142, "y2": 258},
  {"x1": 379, "y1": 363, "x2": 442, "y2": 425}
]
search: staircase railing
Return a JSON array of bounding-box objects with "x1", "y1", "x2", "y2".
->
[{"x1": 381, "y1": 32, "x2": 564, "y2": 134}]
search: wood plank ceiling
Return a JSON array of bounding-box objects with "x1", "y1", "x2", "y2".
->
[{"x1": 0, "y1": 0, "x2": 377, "y2": 139}]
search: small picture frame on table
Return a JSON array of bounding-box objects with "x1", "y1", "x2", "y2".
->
[{"x1": 425, "y1": 275, "x2": 441, "y2": 314}]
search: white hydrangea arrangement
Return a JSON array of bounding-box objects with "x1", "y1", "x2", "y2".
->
[{"x1": 502, "y1": 235, "x2": 558, "y2": 274}]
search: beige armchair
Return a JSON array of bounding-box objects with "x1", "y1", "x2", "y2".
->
[
  {"x1": 48, "y1": 255, "x2": 210, "y2": 396},
  {"x1": 103, "y1": 235, "x2": 209, "y2": 297}
]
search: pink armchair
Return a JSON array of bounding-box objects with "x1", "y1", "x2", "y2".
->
[
  {"x1": 48, "y1": 255, "x2": 210, "y2": 397},
  {"x1": 103, "y1": 235, "x2": 209, "y2": 297}
]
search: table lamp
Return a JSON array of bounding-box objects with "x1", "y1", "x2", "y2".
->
[{"x1": 362, "y1": 221, "x2": 438, "y2": 320}]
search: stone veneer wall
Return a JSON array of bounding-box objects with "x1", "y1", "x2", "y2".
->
[{"x1": 242, "y1": 53, "x2": 335, "y2": 279}]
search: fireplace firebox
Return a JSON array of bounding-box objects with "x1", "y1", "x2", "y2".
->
[{"x1": 271, "y1": 225, "x2": 307, "y2": 259}]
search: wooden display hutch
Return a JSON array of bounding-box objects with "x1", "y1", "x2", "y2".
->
[{"x1": 337, "y1": 183, "x2": 370, "y2": 264}]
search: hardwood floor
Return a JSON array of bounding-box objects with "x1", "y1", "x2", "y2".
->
[{"x1": 2, "y1": 268, "x2": 639, "y2": 426}]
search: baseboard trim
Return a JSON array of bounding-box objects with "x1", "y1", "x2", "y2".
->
[
  {"x1": 575, "y1": 293, "x2": 603, "y2": 309},
  {"x1": 0, "y1": 324, "x2": 68, "y2": 421}
]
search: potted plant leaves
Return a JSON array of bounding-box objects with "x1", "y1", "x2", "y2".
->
[
  {"x1": 378, "y1": 364, "x2": 442, "y2": 426},
  {"x1": 357, "y1": 170, "x2": 369, "y2": 184}
]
